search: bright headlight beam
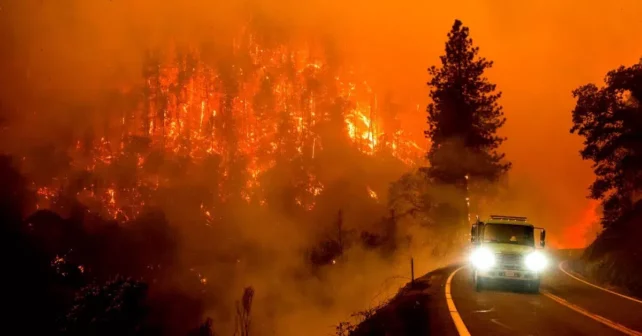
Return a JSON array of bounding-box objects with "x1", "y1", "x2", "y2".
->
[
  {"x1": 470, "y1": 247, "x2": 496, "y2": 270},
  {"x1": 525, "y1": 251, "x2": 548, "y2": 272}
]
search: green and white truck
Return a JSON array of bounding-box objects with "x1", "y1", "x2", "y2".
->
[{"x1": 469, "y1": 215, "x2": 548, "y2": 293}]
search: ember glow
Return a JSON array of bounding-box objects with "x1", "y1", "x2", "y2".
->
[{"x1": 21, "y1": 27, "x2": 424, "y2": 220}]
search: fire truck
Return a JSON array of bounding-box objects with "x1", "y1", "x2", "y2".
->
[{"x1": 469, "y1": 215, "x2": 548, "y2": 293}]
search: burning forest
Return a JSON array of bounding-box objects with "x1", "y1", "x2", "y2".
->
[
  {"x1": 0, "y1": 14, "x2": 441, "y2": 336},
  {"x1": 23, "y1": 25, "x2": 424, "y2": 222}
]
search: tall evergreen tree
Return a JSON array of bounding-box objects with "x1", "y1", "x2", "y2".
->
[
  {"x1": 570, "y1": 59, "x2": 642, "y2": 228},
  {"x1": 425, "y1": 20, "x2": 510, "y2": 225}
]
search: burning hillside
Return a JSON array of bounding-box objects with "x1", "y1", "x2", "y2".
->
[{"x1": 18, "y1": 25, "x2": 425, "y2": 223}]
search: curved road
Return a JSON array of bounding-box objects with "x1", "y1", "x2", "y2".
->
[{"x1": 442, "y1": 252, "x2": 642, "y2": 336}]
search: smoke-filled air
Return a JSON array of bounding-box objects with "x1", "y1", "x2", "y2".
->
[{"x1": 1, "y1": 0, "x2": 641, "y2": 335}]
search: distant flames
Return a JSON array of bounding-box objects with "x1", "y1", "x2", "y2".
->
[
  {"x1": 25, "y1": 27, "x2": 424, "y2": 221},
  {"x1": 560, "y1": 200, "x2": 602, "y2": 248},
  {"x1": 367, "y1": 186, "x2": 378, "y2": 200}
]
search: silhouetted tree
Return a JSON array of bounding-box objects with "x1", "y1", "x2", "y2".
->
[
  {"x1": 425, "y1": 19, "x2": 510, "y2": 227},
  {"x1": 253, "y1": 74, "x2": 277, "y2": 163},
  {"x1": 234, "y1": 287, "x2": 254, "y2": 336},
  {"x1": 388, "y1": 169, "x2": 434, "y2": 224},
  {"x1": 261, "y1": 99, "x2": 310, "y2": 214},
  {"x1": 570, "y1": 59, "x2": 642, "y2": 227},
  {"x1": 217, "y1": 60, "x2": 245, "y2": 204}
]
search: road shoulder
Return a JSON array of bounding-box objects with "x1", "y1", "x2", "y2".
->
[
  {"x1": 543, "y1": 258, "x2": 642, "y2": 333},
  {"x1": 561, "y1": 260, "x2": 642, "y2": 304},
  {"x1": 350, "y1": 265, "x2": 460, "y2": 336}
]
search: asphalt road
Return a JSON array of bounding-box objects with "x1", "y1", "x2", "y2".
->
[{"x1": 445, "y1": 252, "x2": 642, "y2": 336}]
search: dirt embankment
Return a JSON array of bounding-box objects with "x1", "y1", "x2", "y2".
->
[
  {"x1": 569, "y1": 201, "x2": 642, "y2": 298},
  {"x1": 337, "y1": 266, "x2": 459, "y2": 336}
]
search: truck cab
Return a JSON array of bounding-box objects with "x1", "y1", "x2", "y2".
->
[{"x1": 469, "y1": 215, "x2": 548, "y2": 293}]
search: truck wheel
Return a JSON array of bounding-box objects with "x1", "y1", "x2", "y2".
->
[
  {"x1": 526, "y1": 280, "x2": 540, "y2": 293},
  {"x1": 475, "y1": 277, "x2": 483, "y2": 292}
]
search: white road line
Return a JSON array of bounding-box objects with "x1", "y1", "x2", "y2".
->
[
  {"x1": 543, "y1": 290, "x2": 642, "y2": 336},
  {"x1": 559, "y1": 261, "x2": 642, "y2": 305},
  {"x1": 446, "y1": 261, "x2": 642, "y2": 336},
  {"x1": 446, "y1": 266, "x2": 471, "y2": 336}
]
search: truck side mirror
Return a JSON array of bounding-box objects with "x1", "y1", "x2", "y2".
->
[
  {"x1": 470, "y1": 225, "x2": 477, "y2": 243},
  {"x1": 540, "y1": 230, "x2": 546, "y2": 248}
]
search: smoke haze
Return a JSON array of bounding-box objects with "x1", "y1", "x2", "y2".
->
[{"x1": 1, "y1": 0, "x2": 641, "y2": 333}]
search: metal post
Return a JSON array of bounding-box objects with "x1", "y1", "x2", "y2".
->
[
  {"x1": 337, "y1": 210, "x2": 343, "y2": 255},
  {"x1": 411, "y1": 257, "x2": 415, "y2": 287}
]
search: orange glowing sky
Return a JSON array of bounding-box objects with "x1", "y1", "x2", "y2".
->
[{"x1": 2, "y1": 0, "x2": 642, "y2": 248}]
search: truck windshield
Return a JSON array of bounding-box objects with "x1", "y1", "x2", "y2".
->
[{"x1": 483, "y1": 224, "x2": 534, "y2": 246}]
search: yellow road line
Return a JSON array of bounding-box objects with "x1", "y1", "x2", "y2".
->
[
  {"x1": 543, "y1": 290, "x2": 642, "y2": 336},
  {"x1": 446, "y1": 266, "x2": 472, "y2": 336},
  {"x1": 559, "y1": 261, "x2": 642, "y2": 305}
]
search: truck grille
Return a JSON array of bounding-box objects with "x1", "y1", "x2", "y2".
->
[{"x1": 496, "y1": 253, "x2": 524, "y2": 270}]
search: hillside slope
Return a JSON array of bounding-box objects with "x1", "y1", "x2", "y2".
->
[{"x1": 571, "y1": 201, "x2": 642, "y2": 298}]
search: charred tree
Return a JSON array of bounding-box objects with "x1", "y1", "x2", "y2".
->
[
  {"x1": 253, "y1": 73, "x2": 277, "y2": 165},
  {"x1": 216, "y1": 61, "x2": 245, "y2": 204},
  {"x1": 142, "y1": 50, "x2": 162, "y2": 137}
]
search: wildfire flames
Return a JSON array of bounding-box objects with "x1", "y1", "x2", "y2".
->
[
  {"x1": 25, "y1": 26, "x2": 424, "y2": 221},
  {"x1": 367, "y1": 186, "x2": 378, "y2": 200}
]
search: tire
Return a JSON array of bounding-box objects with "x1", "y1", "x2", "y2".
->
[
  {"x1": 475, "y1": 276, "x2": 483, "y2": 292},
  {"x1": 526, "y1": 279, "x2": 540, "y2": 293}
]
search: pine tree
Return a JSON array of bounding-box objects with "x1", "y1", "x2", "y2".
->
[
  {"x1": 570, "y1": 59, "x2": 642, "y2": 227},
  {"x1": 425, "y1": 19, "x2": 510, "y2": 225}
]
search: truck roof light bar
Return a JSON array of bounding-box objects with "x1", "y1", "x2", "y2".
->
[{"x1": 489, "y1": 215, "x2": 528, "y2": 222}]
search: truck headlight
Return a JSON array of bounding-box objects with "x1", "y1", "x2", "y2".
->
[
  {"x1": 470, "y1": 247, "x2": 496, "y2": 270},
  {"x1": 525, "y1": 251, "x2": 548, "y2": 272}
]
